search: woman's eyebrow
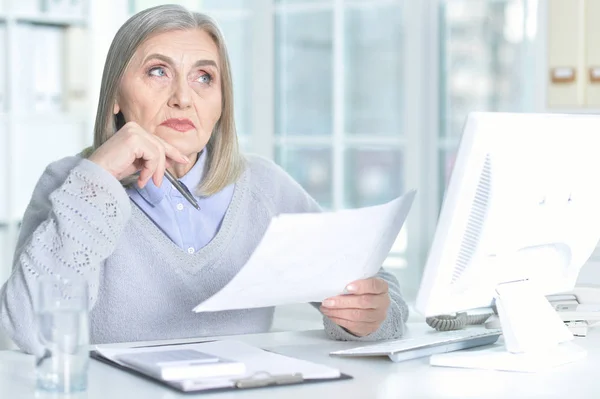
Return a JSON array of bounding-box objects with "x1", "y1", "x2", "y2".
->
[
  {"x1": 141, "y1": 54, "x2": 219, "y2": 71},
  {"x1": 192, "y1": 60, "x2": 218, "y2": 71},
  {"x1": 142, "y1": 53, "x2": 175, "y2": 66}
]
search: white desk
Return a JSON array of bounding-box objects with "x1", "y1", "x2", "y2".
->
[{"x1": 1, "y1": 323, "x2": 598, "y2": 399}]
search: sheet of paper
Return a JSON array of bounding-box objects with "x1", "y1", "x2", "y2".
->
[{"x1": 193, "y1": 190, "x2": 416, "y2": 312}]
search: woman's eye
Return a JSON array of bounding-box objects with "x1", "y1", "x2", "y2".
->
[
  {"x1": 148, "y1": 67, "x2": 166, "y2": 77},
  {"x1": 197, "y1": 73, "x2": 212, "y2": 84}
]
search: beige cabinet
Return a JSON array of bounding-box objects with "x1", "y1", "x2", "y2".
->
[
  {"x1": 547, "y1": 0, "x2": 585, "y2": 107},
  {"x1": 547, "y1": 0, "x2": 600, "y2": 108},
  {"x1": 585, "y1": 0, "x2": 600, "y2": 107}
]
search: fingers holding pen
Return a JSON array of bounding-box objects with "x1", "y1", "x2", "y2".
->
[{"x1": 88, "y1": 122, "x2": 189, "y2": 186}]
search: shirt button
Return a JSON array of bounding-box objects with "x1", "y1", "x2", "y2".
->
[
  {"x1": 187, "y1": 247, "x2": 195, "y2": 254},
  {"x1": 176, "y1": 203, "x2": 184, "y2": 211}
]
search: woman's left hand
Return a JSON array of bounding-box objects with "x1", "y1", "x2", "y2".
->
[{"x1": 320, "y1": 277, "x2": 390, "y2": 337}]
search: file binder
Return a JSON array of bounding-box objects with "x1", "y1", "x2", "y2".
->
[{"x1": 91, "y1": 340, "x2": 352, "y2": 394}]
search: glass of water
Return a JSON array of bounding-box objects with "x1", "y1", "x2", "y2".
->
[{"x1": 35, "y1": 276, "x2": 89, "y2": 393}]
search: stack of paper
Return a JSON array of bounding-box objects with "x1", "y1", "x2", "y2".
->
[
  {"x1": 14, "y1": 24, "x2": 64, "y2": 114},
  {"x1": 13, "y1": 24, "x2": 34, "y2": 113},
  {"x1": 193, "y1": 190, "x2": 416, "y2": 312},
  {"x1": 33, "y1": 25, "x2": 64, "y2": 112},
  {"x1": 64, "y1": 26, "x2": 89, "y2": 115}
]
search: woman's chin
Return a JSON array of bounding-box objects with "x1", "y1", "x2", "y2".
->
[{"x1": 155, "y1": 135, "x2": 205, "y2": 154}]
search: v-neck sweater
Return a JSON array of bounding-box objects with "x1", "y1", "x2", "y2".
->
[{"x1": 1, "y1": 154, "x2": 408, "y2": 355}]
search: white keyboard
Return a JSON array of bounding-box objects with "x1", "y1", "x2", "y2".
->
[{"x1": 330, "y1": 328, "x2": 502, "y2": 363}]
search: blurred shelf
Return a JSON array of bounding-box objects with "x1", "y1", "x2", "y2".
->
[
  {"x1": 12, "y1": 111, "x2": 89, "y2": 124},
  {"x1": 0, "y1": 14, "x2": 6, "y2": 22},
  {"x1": 1, "y1": 113, "x2": 89, "y2": 125},
  {"x1": 14, "y1": 14, "x2": 86, "y2": 27},
  {"x1": 545, "y1": 108, "x2": 600, "y2": 115},
  {"x1": 0, "y1": 219, "x2": 22, "y2": 229}
]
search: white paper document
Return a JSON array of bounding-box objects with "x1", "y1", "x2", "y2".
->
[{"x1": 193, "y1": 190, "x2": 416, "y2": 312}]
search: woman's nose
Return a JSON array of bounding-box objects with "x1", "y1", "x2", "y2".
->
[{"x1": 168, "y1": 77, "x2": 192, "y2": 109}]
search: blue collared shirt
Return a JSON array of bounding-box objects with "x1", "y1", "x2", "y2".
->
[{"x1": 126, "y1": 150, "x2": 234, "y2": 254}]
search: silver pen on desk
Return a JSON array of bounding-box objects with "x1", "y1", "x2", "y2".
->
[{"x1": 164, "y1": 170, "x2": 201, "y2": 210}]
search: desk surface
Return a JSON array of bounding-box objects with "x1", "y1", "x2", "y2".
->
[{"x1": 1, "y1": 323, "x2": 598, "y2": 399}]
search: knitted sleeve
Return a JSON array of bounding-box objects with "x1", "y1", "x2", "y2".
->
[
  {"x1": 0, "y1": 157, "x2": 131, "y2": 354},
  {"x1": 320, "y1": 267, "x2": 409, "y2": 341}
]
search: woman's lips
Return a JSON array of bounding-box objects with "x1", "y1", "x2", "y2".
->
[{"x1": 160, "y1": 118, "x2": 196, "y2": 132}]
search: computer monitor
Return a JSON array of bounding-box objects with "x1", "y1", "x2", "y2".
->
[{"x1": 415, "y1": 112, "x2": 600, "y2": 372}]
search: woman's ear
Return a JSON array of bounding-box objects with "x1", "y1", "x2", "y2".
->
[{"x1": 113, "y1": 102, "x2": 120, "y2": 115}]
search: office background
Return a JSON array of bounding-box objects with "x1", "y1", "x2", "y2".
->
[{"x1": 0, "y1": 0, "x2": 598, "y2": 348}]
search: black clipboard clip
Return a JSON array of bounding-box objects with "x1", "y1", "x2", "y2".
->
[{"x1": 234, "y1": 371, "x2": 304, "y2": 389}]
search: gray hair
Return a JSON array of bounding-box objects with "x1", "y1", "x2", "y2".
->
[{"x1": 92, "y1": 4, "x2": 245, "y2": 196}]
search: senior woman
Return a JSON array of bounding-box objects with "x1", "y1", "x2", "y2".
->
[{"x1": 0, "y1": 5, "x2": 408, "y2": 355}]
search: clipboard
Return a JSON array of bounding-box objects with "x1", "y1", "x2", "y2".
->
[{"x1": 90, "y1": 340, "x2": 352, "y2": 394}]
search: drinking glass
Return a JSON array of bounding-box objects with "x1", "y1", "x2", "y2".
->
[{"x1": 35, "y1": 276, "x2": 89, "y2": 393}]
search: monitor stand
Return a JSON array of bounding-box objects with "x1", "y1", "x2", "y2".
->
[{"x1": 429, "y1": 279, "x2": 587, "y2": 372}]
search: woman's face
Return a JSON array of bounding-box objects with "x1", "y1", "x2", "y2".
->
[{"x1": 115, "y1": 29, "x2": 222, "y2": 158}]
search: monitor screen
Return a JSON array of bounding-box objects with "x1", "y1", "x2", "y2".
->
[{"x1": 417, "y1": 112, "x2": 600, "y2": 317}]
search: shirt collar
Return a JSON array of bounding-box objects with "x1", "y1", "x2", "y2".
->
[{"x1": 134, "y1": 149, "x2": 207, "y2": 206}]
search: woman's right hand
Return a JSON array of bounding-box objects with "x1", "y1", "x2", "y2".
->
[{"x1": 88, "y1": 122, "x2": 189, "y2": 188}]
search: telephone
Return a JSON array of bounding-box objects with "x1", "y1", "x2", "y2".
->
[
  {"x1": 547, "y1": 285, "x2": 600, "y2": 337},
  {"x1": 425, "y1": 285, "x2": 600, "y2": 337}
]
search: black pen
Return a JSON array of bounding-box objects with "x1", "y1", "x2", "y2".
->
[{"x1": 164, "y1": 170, "x2": 201, "y2": 210}]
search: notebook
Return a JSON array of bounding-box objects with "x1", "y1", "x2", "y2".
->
[{"x1": 92, "y1": 340, "x2": 351, "y2": 393}]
